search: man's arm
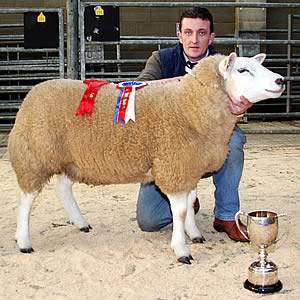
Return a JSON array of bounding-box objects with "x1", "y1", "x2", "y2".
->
[
  {"x1": 137, "y1": 51, "x2": 182, "y2": 84},
  {"x1": 137, "y1": 51, "x2": 162, "y2": 81}
]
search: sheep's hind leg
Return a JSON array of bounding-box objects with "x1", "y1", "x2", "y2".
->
[
  {"x1": 56, "y1": 175, "x2": 92, "y2": 232},
  {"x1": 167, "y1": 192, "x2": 192, "y2": 264},
  {"x1": 15, "y1": 191, "x2": 39, "y2": 253},
  {"x1": 185, "y1": 189, "x2": 205, "y2": 243}
]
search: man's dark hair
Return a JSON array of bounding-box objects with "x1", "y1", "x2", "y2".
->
[{"x1": 179, "y1": 7, "x2": 214, "y2": 33}]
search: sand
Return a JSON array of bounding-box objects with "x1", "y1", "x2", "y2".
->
[{"x1": 0, "y1": 133, "x2": 299, "y2": 299}]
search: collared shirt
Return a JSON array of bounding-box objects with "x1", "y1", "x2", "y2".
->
[{"x1": 183, "y1": 49, "x2": 209, "y2": 71}]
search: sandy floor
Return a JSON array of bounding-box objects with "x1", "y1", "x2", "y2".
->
[{"x1": 0, "y1": 134, "x2": 299, "y2": 299}]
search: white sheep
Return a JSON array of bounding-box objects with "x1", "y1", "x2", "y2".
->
[{"x1": 8, "y1": 53, "x2": 284, "y2": 264}]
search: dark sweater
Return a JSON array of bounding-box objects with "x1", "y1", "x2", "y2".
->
[{"x1": 138, "y1": 43, "x2": 216, "y2": 81}]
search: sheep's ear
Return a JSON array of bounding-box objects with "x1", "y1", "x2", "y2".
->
[
  {"x1": 253, "y1": 53, "x2": 266, "y2": 65},
  {"x1": 218, "y1": 52, "x2": 237, "y2": 78}
]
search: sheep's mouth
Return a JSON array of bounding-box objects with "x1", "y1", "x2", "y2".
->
[{"x1": 265, "y1": 87, "x2": 285, "y2": 94}]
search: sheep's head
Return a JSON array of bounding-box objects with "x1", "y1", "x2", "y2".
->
[{"x1": 218, "y1": 52, "x2": 285, "y2": 115}]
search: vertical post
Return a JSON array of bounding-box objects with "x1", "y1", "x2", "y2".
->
[
  {"x1": 287, "y1": 14, "x2": 292, "y2": 113},
  {"x1": 234, "y1": 0, "x2": 241, "y2": 55},
  {"x1": 79, "y1": 0, "x2": 86, "y2": 80},
  {"x1": 66, "y1": 0, "x2": 79, "y2": 79},
  {"x1": 58, "y1": 8, "x2": 65, "y2": 78},
  {"x1": 116, "y1": 44, "x2": 121, "y2": 80}
]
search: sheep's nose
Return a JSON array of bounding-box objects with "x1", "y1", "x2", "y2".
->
[{"x1": 275, "y1": 78, "x2": 284, "y2": 86}]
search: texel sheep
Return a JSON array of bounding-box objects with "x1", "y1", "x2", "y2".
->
[{"x1": 8, "y1": 53, "x2": 284, "y2": 264}]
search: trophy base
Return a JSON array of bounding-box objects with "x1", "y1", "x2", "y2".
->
[{"x1": 244, "y1": 279, "x2": 282, "y2": 294}]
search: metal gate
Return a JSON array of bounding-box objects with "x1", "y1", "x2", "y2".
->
[
  {"x1": 0, "y1": 7, "x2": 64, "y2": 131},
  {"x1": 0, "y1": 1, "x2": 299, "y2": 132},
  {"x1": 77, "y1": 1, "x2": 300, "y2": 120}
]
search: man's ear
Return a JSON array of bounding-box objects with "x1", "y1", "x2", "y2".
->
[
  {"x1": 253, "y1": 53, "x2": 266, "y2": 65},
  {"x1": 177, "y1": 31, "x2": 183, "y2": 43},
  {"x1": 218, "y1": 52, "x2": 237, "y2": 78},
  {"x1": 209, "y1": 32, "x2": 216, "y2": 45}
]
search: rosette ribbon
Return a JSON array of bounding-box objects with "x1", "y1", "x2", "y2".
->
[
  {"x1": 114, "y1": 81, "x2": 147, "y2": 124},
  {"x1": 76, "y1": 79, "x2": 110, "y2": 116}
]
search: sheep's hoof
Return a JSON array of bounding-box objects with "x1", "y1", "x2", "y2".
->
[
  {"x1": 178, "y1": 256, "x2": 192, "y2": 264},
  {"x1": 80, "y1": 224, "x2": 92, "y2": 233},
  {"x1": 192, "y1": 236, "x2": 206, "y2": 243},
  {"x1": 20, "y1": 247, "x2": 34, "y2": 253}
]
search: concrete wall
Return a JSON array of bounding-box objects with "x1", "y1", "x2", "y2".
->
[
  {"x1": 0, "y1": 0, "x2": 299, "y2": 56},
  {"x1": 0, "y1": 0, "x2": 298, "y2": 41}
]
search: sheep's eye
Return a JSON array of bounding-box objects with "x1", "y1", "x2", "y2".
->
[{"x1": 238, "y1": 68, "x2": 249, "y2": 73}]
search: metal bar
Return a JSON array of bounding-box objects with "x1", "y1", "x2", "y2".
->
[
  {"x1": 0, "y1": 76, "x2": 59, "y2": 81},
  {"x1": 0, "y1": 115, "x2": 18, "y2": 120},
  {"x1": 83, "y1": 38, "x2": 300, "y2": 45},
  {"x1": 67, "y1": 0, "x2": 79, "y2": 79},
  {"x1": 286, "y1": 76, "x2": 300, "y2": 81},
  {"x1": 0, "y1": 48, "x2": 60, "y2": 52},
  {"x1": 0, "y1": 60, "x2": 59, "y2": 65},
  {"x1": 86, "y1": 59, "x2": 147, "y2": 63},
  {"x1": 84, "y1": 58, "x2": 300, "y2": 66},
  {"x1": 287, "y1": 15, "x2": 292, "y2": 113},
  {"x1": 243, "y1": 128, "x2": 300, "y2": 134},
  {"x1": 79, "y1": 0, "x2": 86, "y2": 79},
  {"x1": 0, "y1": 24, "x2": 23, "y2": 28},
  {"x1": 246, "y1": 112, "x2": 300, "y2": 118},
  {"x1": 0, "y1": 86, "x2": 32, "y2": 91},
  {"x1": 0, "y1": 8, "x2": 65, "y2": 13},
  {"x1": 247, "y1": 112, "x2": 300, "y2": 122},
  {"x1": 0, "y1": 35, "x2": 23, "y2": 40},
  {"x1": 5, "y1": 33, "x2": 300, "y2": 44},
  {"x1": 58, "y1": 8, "x2": 65, "y2": 78},
  {"x1": 86, "y1": 71, "x2": 140, "y2": 76},
  {"x1": 0, "y1": 66, "x2": 61, "y2": 71},
  {"x1": 116, "y1": 44, "x2": 121, "y2": 78},
  {"x1": 82, "y1": 2, "x2": 300, "y2": 8}
]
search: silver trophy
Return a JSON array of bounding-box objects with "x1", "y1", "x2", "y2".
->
[{"x1": 235, "y1": 210, "x2": 286, "y2": 294}]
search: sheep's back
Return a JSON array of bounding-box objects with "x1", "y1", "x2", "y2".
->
[{"x1": 8, "y1": 79, "x2": 170, "y2": 190}]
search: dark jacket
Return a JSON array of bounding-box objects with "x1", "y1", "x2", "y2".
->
[
  {"x1": 160, "y1": 43, "x2": 216, "y2": 78},
  {"x1": 137, "y1": 43, "x2": 216, "y2": 81}
]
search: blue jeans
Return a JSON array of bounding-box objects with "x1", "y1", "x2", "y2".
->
[{"x1": 136, "y1": 126, "x2": 247, "y2": 232}]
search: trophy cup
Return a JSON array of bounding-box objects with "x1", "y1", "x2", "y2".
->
[{"x1": 235, "y1": 210, "x2": 286, "y2": 294}]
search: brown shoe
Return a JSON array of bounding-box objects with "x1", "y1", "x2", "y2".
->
[
  {"x1": 213, "y1": 217, "x2": 249, "y2": 242},
  {"x1": 194, "y1": 197, "x2": 200, "y2": 215}
]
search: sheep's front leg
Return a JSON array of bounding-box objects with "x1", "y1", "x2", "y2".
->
[
  {"x1": 15, "y1": 191, "x2": 38, "y2": 253},
  {"x1": 56, "y1": 175, "x2": 91, "y2": 232},
  {"x1": 185, "y1": 189, "x2": 205, "y2": 243},
  {"x1": 167, "y1": 192, "x2": 192, "y2": 264}
]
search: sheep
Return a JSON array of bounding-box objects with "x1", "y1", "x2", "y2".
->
[{"x1": 8, "y1": 52, "x2": 285, "y2": 264}]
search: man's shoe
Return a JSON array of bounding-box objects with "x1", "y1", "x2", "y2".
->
[
  {"x1": 194, "y1": 197, "x2": 200, "y2": 215},
  {"x1": 213, "y1": 217, "x2": 249, "y2": 242}
]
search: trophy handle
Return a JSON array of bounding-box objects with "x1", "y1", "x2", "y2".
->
[
  {"x1": 277, "y1": 213, "x2": 288, "y2": 218},
  {"x1": 235, "y1": 210, "x2": 249, "y2": 241},
  {"x1": 275, "y1": 213, "x2": 289, "y2": 244}
]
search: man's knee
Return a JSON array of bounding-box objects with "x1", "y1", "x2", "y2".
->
[
  {"x1": 136, "y1": 183, "x2": 172, "y2": 232},
  {"x1": 137, "y1": 215, "x2": 163, "y2": 232}
]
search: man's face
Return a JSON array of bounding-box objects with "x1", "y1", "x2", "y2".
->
[{"x1": 177, "y1": 17, "x2": 215, "y2": 62}]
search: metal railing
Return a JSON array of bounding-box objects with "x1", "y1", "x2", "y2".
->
[
  {"x1": 0, "y1": 7, "x2": 65, "y2": 131},
  {"x1": 78, "y1": 1, "x2": 300, "y2": 120},
  {"x1": 0, "y1": 2, "x2": 299, "y2": 132}
]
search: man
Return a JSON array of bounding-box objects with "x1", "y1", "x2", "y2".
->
[{"x1": 136, "y1": 7, "x2": 251, "y2": 242}]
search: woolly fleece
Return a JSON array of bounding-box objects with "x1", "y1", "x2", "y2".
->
[{"x1": 8, "y1": 54, "x2": 236, "y2": 194}]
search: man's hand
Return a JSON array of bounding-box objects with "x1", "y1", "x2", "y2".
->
[{"x1": 231, "y1": 96, "x2": 253, "y2": 117}]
